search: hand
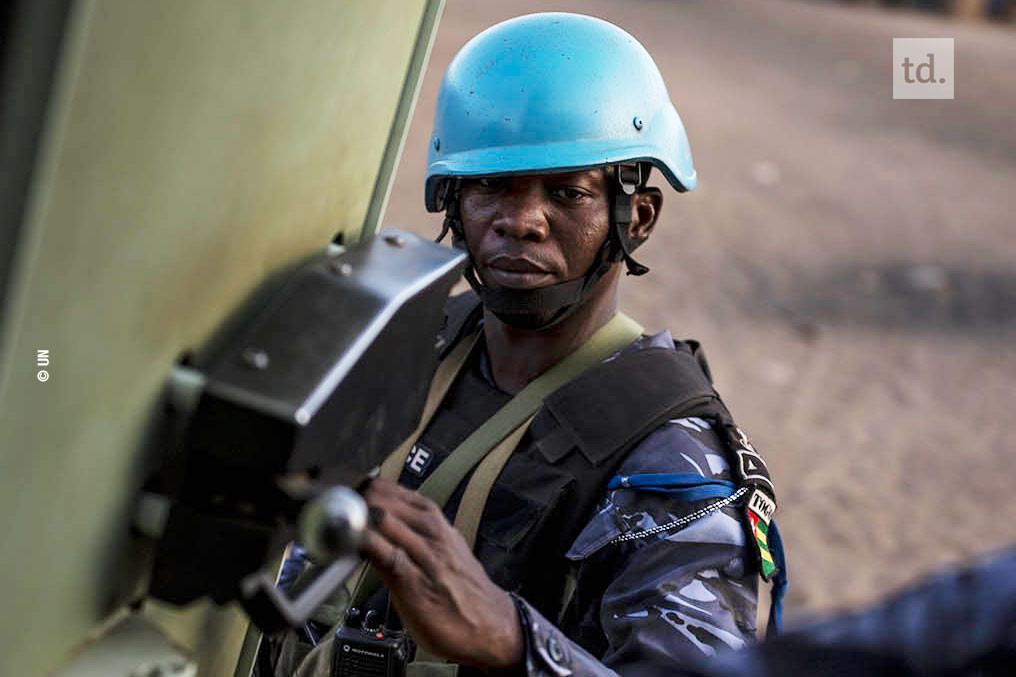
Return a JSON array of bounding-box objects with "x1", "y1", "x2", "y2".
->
[{"x1": 359, "y1": 479, "x2": 524, "y2": 670}]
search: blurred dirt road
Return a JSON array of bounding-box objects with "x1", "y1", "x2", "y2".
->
[{"x1": 382, "y1": 0, "x2": 1016, "y2": 621}]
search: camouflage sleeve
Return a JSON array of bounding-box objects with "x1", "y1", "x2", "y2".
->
[
  {"x1": 513, "y1": 417, "x2": 759, "y2": 677},
  {"x1": 696, "y1": 547, "x2": 1016, "y2": 677}
]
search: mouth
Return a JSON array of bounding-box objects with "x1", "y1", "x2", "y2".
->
[{"x1": 483, "y1": 254, "x2": 555, "y2": 288}]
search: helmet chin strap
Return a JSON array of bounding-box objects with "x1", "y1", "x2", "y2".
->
[{"x1": 435, "y1": 165, "x2": 650, "y2": 331}]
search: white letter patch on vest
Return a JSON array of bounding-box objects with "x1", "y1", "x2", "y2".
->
[{"x1": 405, "y1": 444, "x2": 434, "y2": 477}]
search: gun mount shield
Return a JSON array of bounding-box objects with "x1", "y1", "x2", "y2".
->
[{"x1": 147, "y1": 229, "x2": 464, "y2": 618}]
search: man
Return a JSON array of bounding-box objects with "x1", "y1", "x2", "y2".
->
[{"x1": 284, "y1": 13, "x2": 784, "y2": 677}]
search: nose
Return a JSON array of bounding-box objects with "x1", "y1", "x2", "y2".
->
[{"x1": 492, "y1": 182, "x2": 549, "y2": 242}]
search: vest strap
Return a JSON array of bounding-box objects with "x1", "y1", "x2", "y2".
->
[{"x1": 453, "y1": 413, "x2": 537, "y2": 549}]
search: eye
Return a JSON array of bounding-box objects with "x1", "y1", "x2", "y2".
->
[{"x1": 551, "y1": 186, "x2": 589, "y2": 202}]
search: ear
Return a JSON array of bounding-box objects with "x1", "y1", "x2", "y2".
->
[{"x1": 629, "y1": 187, "x2": 663, "y2": 242}]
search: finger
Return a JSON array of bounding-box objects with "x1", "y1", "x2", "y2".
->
[
  {"x1": 364, "y1": 480, "x2": 452, "y2": 541},
  {"x1": 366, "y1": 496, "x2": 444, "y2": 575},
  {"x1": 367, "y1": 505, "x2": 385, "y2": 528},
  {"x1": 361, "y1": 527, "x2": 421, "y2": 586},
  {"x1": 363, "y1": 480, "x2": 475, "y2": 577}
]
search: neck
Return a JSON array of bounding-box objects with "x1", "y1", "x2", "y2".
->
[{"x1": 482, "y1": 270, "x2": 620, "y2": 394}]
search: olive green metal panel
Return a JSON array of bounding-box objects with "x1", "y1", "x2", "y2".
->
[{"x1": 0, "y1": 1, "x2": 442, "y2": 675}]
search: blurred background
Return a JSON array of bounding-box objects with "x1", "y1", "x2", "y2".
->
[{"x1": 382, "y1": 0, "x2": 1016, "y2": 622}]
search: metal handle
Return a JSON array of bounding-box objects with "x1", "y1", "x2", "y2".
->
[{"x1": 239, "y1": 487, "x2": 367, "y2": 632}]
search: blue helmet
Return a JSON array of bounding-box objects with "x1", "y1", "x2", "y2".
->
[{"x1": 425, "y1": 12, "x2": 696, "y2": 213}]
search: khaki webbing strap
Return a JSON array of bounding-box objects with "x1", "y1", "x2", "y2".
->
[
  {"x1": 353, "y1": 312, "x2": 644, "y2": 609},
  {"x1": 453, "y1": 414, "x2": 537, "y2": 549},
  {"x1": 378, "y1": 332, "x2": 482, "y2": 481}
]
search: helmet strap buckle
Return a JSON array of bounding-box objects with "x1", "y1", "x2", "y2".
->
[
  {"x1": 616, "y1": 163, "x2": 641, "y2": 196},
  {"x1": 611, "y1": 164, "x2": 650, "y2": 277}
]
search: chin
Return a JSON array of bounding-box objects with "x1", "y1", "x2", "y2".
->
[{"x1": 492, "y1": 309, "x2": 559, "y2": 331}]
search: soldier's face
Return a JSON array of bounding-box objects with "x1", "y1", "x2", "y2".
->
[{"x1": 458, "y1": 168, "x2": 611, "y2": 290}]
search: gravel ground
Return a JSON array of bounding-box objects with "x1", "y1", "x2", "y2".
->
[{"x1": 381, "y1": 0, "x2": 1016, "y2": 622}]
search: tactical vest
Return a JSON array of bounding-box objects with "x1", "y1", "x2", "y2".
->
[{"x1": 381, "y1": 292, "x2": 776, "y2": 634}]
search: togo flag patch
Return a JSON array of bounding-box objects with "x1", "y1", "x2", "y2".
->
[
  {"x1": 746, "y1": 489, "x2": 777, "y2": 580},
  {"x1": 748, "y1": 488, "x2": 776, "y2": 524}
]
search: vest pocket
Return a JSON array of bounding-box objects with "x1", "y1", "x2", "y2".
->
[{"x1": 476, "y1": 459, "x2": 575, "y2": 552}]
